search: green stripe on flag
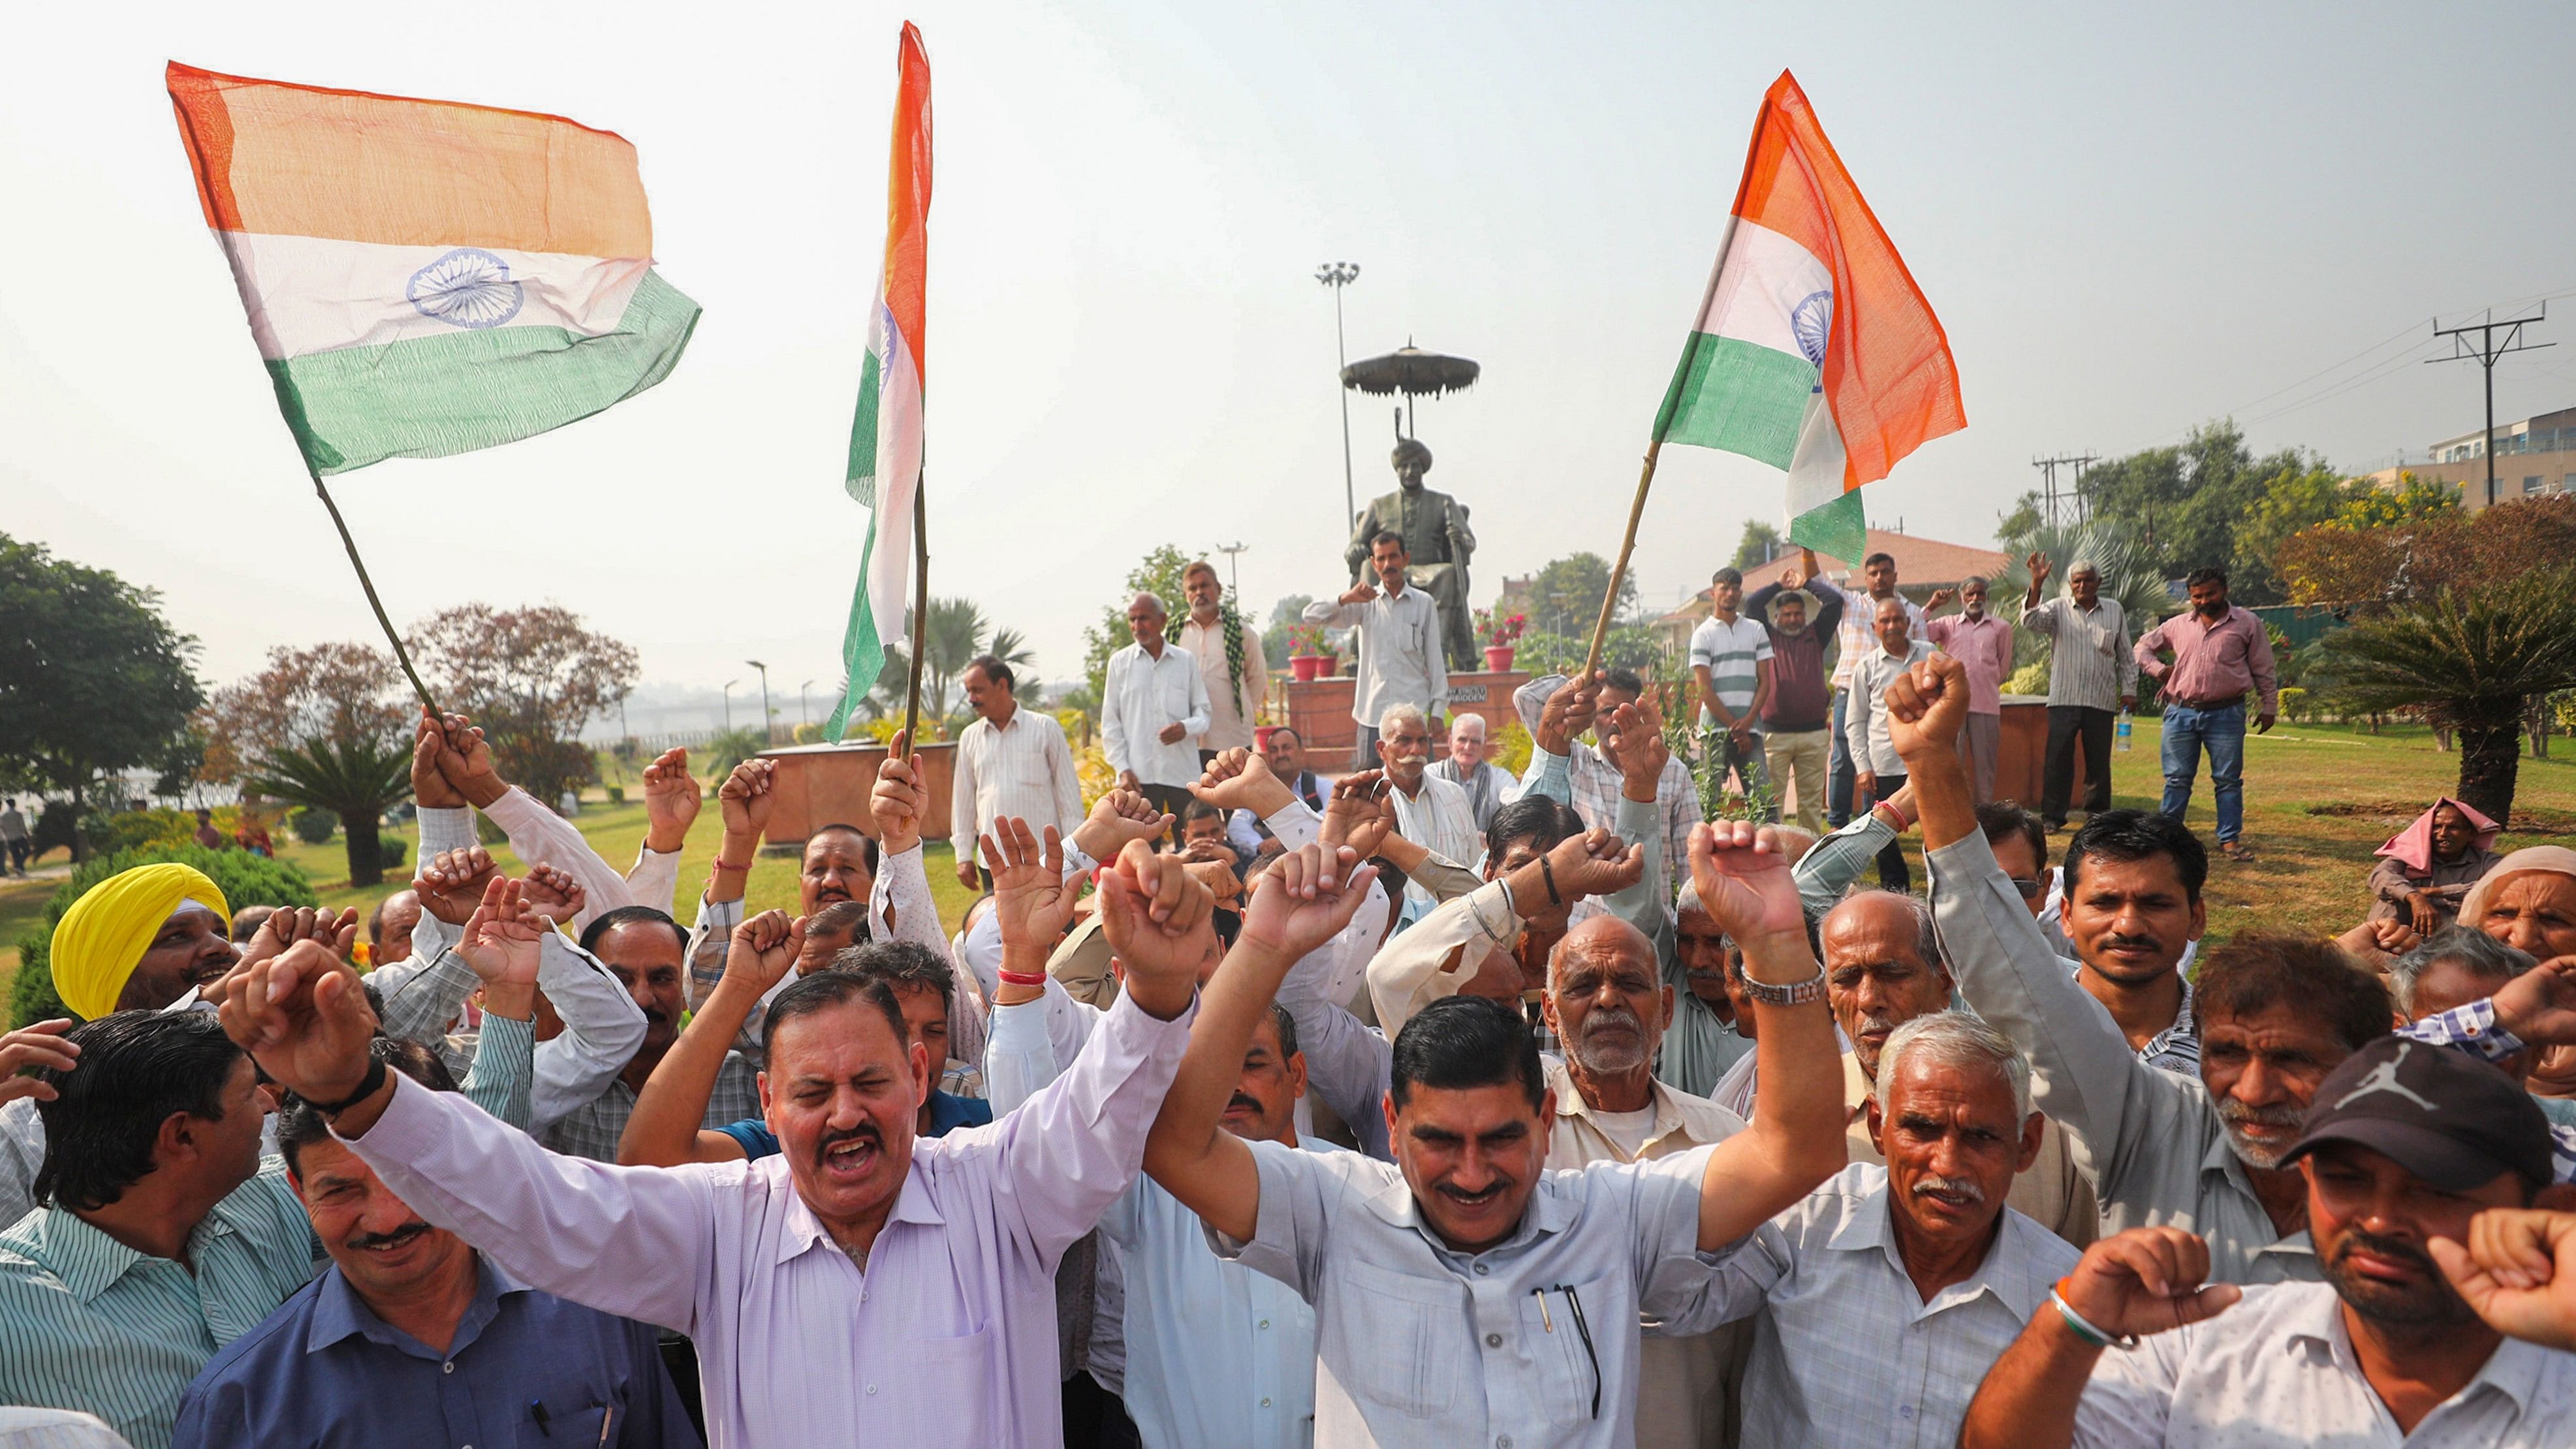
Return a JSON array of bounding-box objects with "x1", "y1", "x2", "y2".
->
[
  {"x1": 266, "y1": 270, "x2": 700, "y2": 476},
  {"x1": 845, "y1": 347, "x2": 882, "y2": 505},
  {"x1": 1789, "y1": 488, "x2": 1867, "y2": 567},
  {"x1": 1652, "y1": 333, "x2": 1817, "y2": 467},
  {"x1": 826, "y1": 510, "x2": 885, "y2": 741}
]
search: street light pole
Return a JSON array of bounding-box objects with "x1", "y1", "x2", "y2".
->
[
  {"x1": 746, "y1": 660, "x2": 773, "y2": 745},
  {"x1": 1217, "y1": 540, "x2": 1249, "y2": 598},
  {"x1": 1316, "y1": 262, "x2": 1360, "y2": 532},
  {"x1": 723, "y1": 679, "x2": 738, "y2": 736},
  {"x1": 800, "y1": 679, "x2": 815, "y2": 730}
]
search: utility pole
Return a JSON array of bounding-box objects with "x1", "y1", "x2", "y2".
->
[
  {"x1": 2033, "y1": 452, "x2": 2099, "y2": 529},
  {"x1": 1316, "y1": 262, "x2": 1361, "y2": 532},
  {"x1": 723, "y1": 680, "x2": 738, "y2": 736},
  {"x1": 2428, "y1": 307, "x2": 2551, "y2": 510},
  {"x1": 1216, "y1": 540, "x2": 1249, "y2": 598},
  {"x1": 746, "y1": 660, "x2": 772, "y2": 743},
  {"x1": 800, "y1": 679, "x2": 815, "y2": 730}
]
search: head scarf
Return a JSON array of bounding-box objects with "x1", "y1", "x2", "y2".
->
[
  {"x1": 50, "y1": 863, "x2": 230, "y2": 1020},
  {"x1": 1766, "y1": 589, "x2": 1819, "y2": 631},
  {"x1": 2457, "y1": 846, "x2": 2576, "y2": 937},
  {"x1": 2374, "y1": 796, "x2": 2502, "y2": 877}
]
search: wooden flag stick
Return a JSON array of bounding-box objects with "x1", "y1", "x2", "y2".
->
[
  {"x1": 309, "y1": 469, "x2": 441, "y2": 713},
  {"x1": 897, "y1": 471, "x2": 928, "y2": 761}
]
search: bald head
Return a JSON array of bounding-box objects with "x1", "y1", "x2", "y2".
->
[
  {"x1": 1545, "y1": 916, "x2": 1670, "y2": 1085},
  {"x1": 1821, "y1": 890, "x2": 1953, "y2": 1080}
]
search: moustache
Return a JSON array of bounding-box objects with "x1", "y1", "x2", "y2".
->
[
  {"x1": 1910, "y1": 1174, "x2": 1987, "y2": 1206},
  {"x1": 815, "y1": 1123, "x2": 882, "y2": 1166},
  {"x1": 2101, "y1": 933, "x2": 2163, "y2": 954},
  {"x1": 1223, "y1": 1091, "x2": 1263, "y2": 1115},
  {"x1": 1853, "y1": 1010, "x2": 1902, "y2": 1037},
  {"x1": 2334, "y1": 1228, "x2": 2435, "y2": 1278},
  {"x1": 346, "y1": 1220, "x2": 433, "y2": 1253},
  {"x1": 642, "y1": 1008, "x2": 672, "y2": 1027},
  {"x1": 1436, "y1": 1176, "x2": 1513, "y2": 1206},
  {"x1": 2216, "y1": 1098, "x2": 2304, "y2": 1131}
]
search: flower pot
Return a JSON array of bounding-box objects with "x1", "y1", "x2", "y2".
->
[
  {"x1": 1291, "y1": 655, "x2": 1324, "y2": 683},
  {"x1": 1483, "y1": 646, "x2": 1516, "y2": 672}
]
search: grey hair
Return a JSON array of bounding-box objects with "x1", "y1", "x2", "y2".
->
[
  {"x1": 1962, "y1": 574, "x2": 1989, "y2": 592},
  {"x1": 1379, "y1": 702, "x2": 1430, "y2": 737},
  {"x1": 1131, "y1": 590, "x2": 1167, "y2": 618},
  {"x1": 1451, "y1": 711, "x2": 1488, "y2": 738},
  {"x1": 2389, "y1": 924, "x2": 2534, "y2": 1016},
  {"x1": 1830, "y1": 886, "x2": 1943, "y2": 974},
  {"x1": 2067, "y1": 558, "x2": 2101, "y2": 578},
  {"x1": 1879, "y1": 1012, "x2": 2031, "y2": 1119}
]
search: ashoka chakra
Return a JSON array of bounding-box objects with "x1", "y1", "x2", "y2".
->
[
  {"x1": 407, "y1": 247, "x2": 525, "y2": 330},
  {"x1": 1791, "y1": 290, "x2": 1832, "y2": 367}
]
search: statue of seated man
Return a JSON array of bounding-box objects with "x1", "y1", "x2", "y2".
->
[{"x1": 1347, "y1": 439, "x2": 1478, "y2": 670}]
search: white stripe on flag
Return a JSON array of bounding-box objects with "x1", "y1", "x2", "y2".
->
[{"x1": 216, "y1": 232, "x2": 648, "y2": 360}]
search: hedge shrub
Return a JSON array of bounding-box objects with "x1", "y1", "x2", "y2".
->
[{"x1": 9, "y1": 845, "x2": 318, "y2": 1028}]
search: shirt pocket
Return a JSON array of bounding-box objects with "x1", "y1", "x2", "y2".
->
[
  {"x1": 892, "y1": 1325, "x2": 997, "y2": 1448},
  {"x1": 1334, "y1": 1260, "x2": 1464, "y2": 1420},
  {"x1": 1520, "y1": 1274, "x2": 1616, "y2": 1433}
]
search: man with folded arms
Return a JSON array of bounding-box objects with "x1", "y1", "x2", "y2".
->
[
  {"x1": 1143, "y1": 818, "x2": 1847, "y2": 1447},
  {"x1": 210, "y1": 826, "x2": 1219, "y2": 1449},
  {"x1": 1962, "y1": 1035, "x2": 2576, "y2": 1446},
  {"x1": 1670, "y1": 1013, "x2": 2081, "y2": 1447}
]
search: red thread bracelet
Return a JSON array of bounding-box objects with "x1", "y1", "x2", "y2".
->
[
  {"x1": 714, "y1": 856, "x2": 753, "y2": 873},
  {"x1": 997, "y1": 970, "x2": 1048, "y2": 987}
]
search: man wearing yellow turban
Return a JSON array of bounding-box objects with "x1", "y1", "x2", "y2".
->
[{"x1": 48, "y1": 862, "x2": 236, "y2": 1020}]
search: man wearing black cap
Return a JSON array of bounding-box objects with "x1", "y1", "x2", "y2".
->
[{"x1": 1960, "y1": 1036, "x2": 2576, "y2": 1447}]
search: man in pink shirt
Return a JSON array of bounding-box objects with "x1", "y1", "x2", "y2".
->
[
  {"x1": 2135, "y1": 566, "x2": 2278, "y2": 862},
  {"x1": 1923, "y1": 574, "x2": 2015, "y2": 803},
  {"x1": 213, "y1": 829, "x2": 1217, "y2": 1449}
]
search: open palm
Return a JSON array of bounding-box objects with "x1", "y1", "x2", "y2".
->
[
  {"x1": 456, "y1": 877, "x2": 546, "y2": 987},
  {"x1": 987, "y1": 818, "x2": 1076, "y2": 950}
]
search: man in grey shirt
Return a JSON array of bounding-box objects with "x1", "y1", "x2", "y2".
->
[
  {"x1": 1889, "y1": 652, "x2": 2569, "y2": 1283},
  {"x1": 1144, "y1": 826, "x2": 1850, "y2": 1448},
  {"x1": 2018, "y1": 553, "x2": 2136, "y2": 832}
]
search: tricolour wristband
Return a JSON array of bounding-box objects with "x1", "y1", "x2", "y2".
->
[{"x1": 2050, "y1": 1280, "x2": 2138, "y2": 1351}]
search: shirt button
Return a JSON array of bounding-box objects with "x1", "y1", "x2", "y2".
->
[
  {"x1": 441, "y1": 1362, "x2": 454, "y2": 1375},
  {"x1": 1498, "y1": 1437, "x2": 1513, "y2": 1449},
  {"x1": 1258, "y1": 1319, "x2": 1270, "y2": 1330},
  {"x1": 1260, "y1": 1397, "x2": 1272, "y2": 1409},
  {"x1": 1485, "y1": 1332, "x2": 1503, "y2": 1348},
  {"x1": 866, "y1": 1385, "x2": 878, "y2": 1396},
  {"x1": 1900, "y1": 1406, "x2": 1917, "y2": 1420},
  {"x1": 1473, "y1": 1263, "x2": 1490, "y2": 1276}
]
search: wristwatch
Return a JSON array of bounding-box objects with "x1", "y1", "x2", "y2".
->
[{"x1": 1740, "y1": 961, "x2": 1827, "y2": 1007}]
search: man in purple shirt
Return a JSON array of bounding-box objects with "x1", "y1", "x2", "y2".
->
[
  {"x1": 2135, "y1": 567, "x2": 2278, "y2": 863},
  {"x1": 211, "y1": 831, "x2": 1218, "y2": 1449},
  {"x1": 1924, "y1": 575, "x2": 2016, "y2": 804}
]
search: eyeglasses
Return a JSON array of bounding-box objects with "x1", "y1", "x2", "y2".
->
[
  {"x1": 1534, "y1": 1285, "x2": 1601, "y2": 1419},
  {"x1": 2008, "y1": 877, "x2": 2047, "y2": 901}
]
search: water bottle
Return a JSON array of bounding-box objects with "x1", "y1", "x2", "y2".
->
[{"x1": 2115, "y1": 708, "x2": 2133, "y2": 751}]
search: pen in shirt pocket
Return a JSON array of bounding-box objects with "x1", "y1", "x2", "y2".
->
[
  {"x1": 1534, "y1": 1286, "x2": 1554, "y2": 1332},
  {"x1": 530, "y1": 1398, "x2": 552, "y2": 1436}
]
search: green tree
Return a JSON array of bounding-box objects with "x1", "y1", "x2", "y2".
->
[
  {"x1": 2231, "y1": 465, "x2": 2356, "y2": 604},
  {"x1": 242, "y1": 735, "x2": 412, "y2": 887},
  {"x1": 1530, "y1": 552, "x2": 1639, "y2": 640},
  {"x1": 1261, "y1": 595, "x2": 1315, "y2": 672},
  {"x1": 1082, "y1": 545, "x2": 1197, "y2": 698},
  {"x1": 1730, "y1": 522, "x2": 1784, "y2": 572},
  {"x1": 2310, "y1": 567, "x2": 2576, "y2": 822},
  {"x1": 2072, "y1": 422, "x2": 2326, "y2": 591},
  {"x1": 0, "y1": 535, "x2": 204, "y2": 854},
  {"x1": 409, "y1": 604, "x2": 638, "y2": 807}
]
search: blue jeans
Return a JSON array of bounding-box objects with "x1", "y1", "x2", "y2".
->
[
  {"x1": 1827, "y1": 690, "x2": 1855, "y2": 827},
  {"x1": 2160, "y1": 702, "x2": 2246, "y2": 843}
]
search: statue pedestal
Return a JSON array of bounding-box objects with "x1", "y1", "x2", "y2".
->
[
  {"x1": 1283, "y1": 670, "x2": 1531, "y2": 771},
  {"x1": 753, "y1": 741, "x2": 959, "y2": 847}
]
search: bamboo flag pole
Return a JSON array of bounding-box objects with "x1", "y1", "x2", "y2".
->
[
  {"x1": 897, "y1": 470, "x2": 928, "y2": 761},
  {"x1": 1579, "y1": 216, "x2": 1741, "y2": 683},
  {"x1": 309, "y1": 468, "x2": 441, "y2": 713}
]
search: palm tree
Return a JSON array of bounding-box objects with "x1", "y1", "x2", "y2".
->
[
  {"x1": 243, "y1": 734, "x2": 412, "y2": 886},
  {"x1": 2310, "y1": 568, "x2": 2576, "y2": 822},
  {"x1": 921, "y1": 597, "x2": 988, "y2": 720}
]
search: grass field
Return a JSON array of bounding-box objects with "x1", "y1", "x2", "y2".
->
[{"x1": 5, "y1": 717, "x2": 2575, "y2": 991}]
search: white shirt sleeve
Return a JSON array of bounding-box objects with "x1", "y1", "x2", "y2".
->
[
  {"x1": 1101, "y1": 652, "x2": 1133, "y2": 776},
  {"x1": 527, "y1": 932, "x2": 651, "y2": 1133},
  {"x1": 480, "y1": 787, "x2": 632, "y2": 933}
]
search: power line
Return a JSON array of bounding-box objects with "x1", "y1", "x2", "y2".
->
[{"x1": 2427, "y1": 306, "x2": 2554, "y2": 510}]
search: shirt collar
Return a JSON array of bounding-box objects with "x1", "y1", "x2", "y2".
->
[
  {"x1": 1823, "y1": 1174, "x2": 2056, "y2": 1320},
  {"x1": 2281, "y1": 1285, "x2": 2541, "y2": 1411},
  {"x1": 772, "y1": 1155, "x2": 948, "y2": 1267},
  {"x1": 1546, "y1": 1058, "x2": 1721, "y2": 1155},
  {"x1": 306, "y1": 1251, "x2": 527, "y2": 1358},
  {"x1": 25, "y1": 1208, "x2": 159, "y2": 1304}
]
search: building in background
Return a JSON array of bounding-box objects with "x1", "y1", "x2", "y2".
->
[
  {"x1": 2361, "y1": 403, "x2": 2576, "y2": 511},
  {"x1": 1651, "y1": 527, "x2": 2009, "y2": 655}
]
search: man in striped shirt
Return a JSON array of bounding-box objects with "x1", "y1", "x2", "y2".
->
[
  {"x1": 1689, "y1": 567, "x2": 1775, "y2": 804},
  {"x1": 952, "y1": 654, "x2": 1084, "y2": 890},
  {"x1": 0, "y1": 1008, "x2": 318, "y2": 1449}
]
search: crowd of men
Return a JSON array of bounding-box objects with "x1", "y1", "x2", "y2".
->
[{"x1": 3, "y1": 544, "x2": 2575, "y2": 1449}]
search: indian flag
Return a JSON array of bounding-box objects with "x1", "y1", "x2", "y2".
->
[
  {"x1": 1653, "y1": 70, "x2": 1964, "y2": 563},
  {"x1": 167, "y1": 61, "x2": 700, "y2": 476},
  {"x1": 827, "y1": 23, "x2": 933, "y2": 740}
]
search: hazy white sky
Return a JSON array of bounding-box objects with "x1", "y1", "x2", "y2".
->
[{"x1": 8, "y1": 1, "x2": 2576, "y2": 717}]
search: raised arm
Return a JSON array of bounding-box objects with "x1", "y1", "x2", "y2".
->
[
  {"x1": 868, "y1": 732, "x2": 959, "y2": 959},
  {"x1": 1366, "y1": 828, "x2": 1644, "y2": 1036},
  {"x1": 620, "y1": 909, "x2": 802, "y2": 1167},
  {"x1": 1683, "y1": 820, "x2": 1848, "y2": 1251},
  {"x1": 2431, "y1": 1208, "x2": 2576, "y2": 1352},
  {"x1": 627, "y1": 747, "x2": 699, "y2": 916},
  {"x1": 1886, "y1": 651, "x2": 2186, "y2": 1189},
  {"x1": 432, "y1": 713, "x2": 631, "y2": 931},
  {"x1": 685, "y1": 760, "x2": 773, "y2": 1015},
  {"x1": 2020, "y1": 551, "x2": 2050, "y2": 614},
  {"x1": 214, "y1": 941, "x2": 718, "y2": 1335},
  {"x1": 1144, "y1": 845, "x2": 1379, "y2": 1242}
]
